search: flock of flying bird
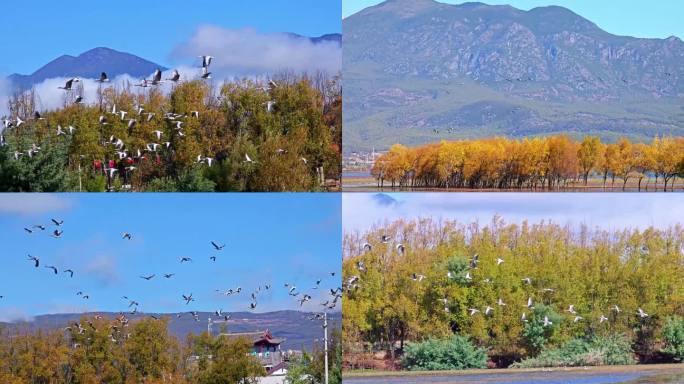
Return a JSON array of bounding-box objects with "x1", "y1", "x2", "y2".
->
[
  {"x1": 0, "y1": 55, "x2": 306, "y2": 180},
  {"x1": 346, "y1": 235, "x2": 653, "y2": 329},
  {"x1": 3, "y1": 216, "x2": 342, "y2": 345}
]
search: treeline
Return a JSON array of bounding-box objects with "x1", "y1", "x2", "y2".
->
[
  {"x1": 0, "y1": 72, "x2": 341, "y2": 192},
  {"x1": 0, "y1": 316, "x2": 264, "y2": 383},
  {"x1": 342, "y1": 219, "x2": 684, "y2": 368},
  {"x1": 371, "y1": 136, "x2": 684, "y2": 190}
]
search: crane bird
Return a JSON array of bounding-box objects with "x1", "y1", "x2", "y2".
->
[
  {"x1": 27, "y1": 255, "x2": 40, "y2": 267},
  {"x1": 58, "y1": 78, "x2": 80, "y2": 90},
  {"x1": 201, "y1": 67, "x2": 212, "y2": 79},
  {"x1": 150, "y1": 69, "x2": 163, "y2": 85},
  {"x1": 167, "y1": 69, "x2": 181, "y2": 82},
  {"x1": 96, "y1": 72, "x2": 110, "y2": 83},
  {"x1": 199, "y1": 55, "x2": 213, "y2": 68}
]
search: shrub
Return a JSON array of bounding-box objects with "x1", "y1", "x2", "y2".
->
[
  {"x1": 663, "y1": 316, "x2": 684, "y2": 361},
  {"x1": 521, "y1": 304, "x2": 563, "y2": 354},
  {"x1": 402, "y1": 335, "x2": 487, "y2": 371},
  {"x1": 511, "y1": 334, "x2": 634, "y2": 368}
]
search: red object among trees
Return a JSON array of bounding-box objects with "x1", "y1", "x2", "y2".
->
[{"x1": 93, "y1": 160, "x2": 102, "y2": 170}]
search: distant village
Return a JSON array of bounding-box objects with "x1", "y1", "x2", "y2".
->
[{"x1": 343, "y1": 150, "x2": 384, "y2": 172}]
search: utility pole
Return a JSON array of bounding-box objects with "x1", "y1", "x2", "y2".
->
[{"x1": 323, "y1": 311, "x2": 329, "y2": 384}]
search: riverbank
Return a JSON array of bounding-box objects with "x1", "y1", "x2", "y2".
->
[
  {"x1": 342, "y1": 175, "x2": 684, "y2": 192},
  {"x1": 343, "y1": 364, "x2": 684, "y2": 383}
]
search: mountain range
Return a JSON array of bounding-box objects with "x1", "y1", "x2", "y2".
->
[
  {"x1": 0, "y1": 310, "x2": 341, "y2": 351},
  {"x1": 343, "y1": 0, "x2": 684, "y2": 152},
  {"x1": 8, "y1": 47, "x2": 166, "y2": 90},
  {"x1": 7, "y1": 33, "x2": 342, "y2": 90}
]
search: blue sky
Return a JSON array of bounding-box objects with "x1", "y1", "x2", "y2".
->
[
  {"x1": 0, "y1": 0, "x2": 341, "y2": 75},
  {"x1": 0, "y1": 194, "x2": 341, "y2": 321},
  {"x1": 343, "y1": 193, "x2": 684, "y2": 234},
  {"x1": 343, "y1": 0, "x2": 684, "y2": 40}
]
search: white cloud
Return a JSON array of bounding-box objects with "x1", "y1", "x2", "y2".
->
[
  {"x1": 0, "y1": 307, "x2": 33, "y2": 323},
  {"x1": 343, "y1": 193, "x2": 684, "y2": 234},
  {"x1": 31, "y1": 73, "x2": 148, "y2": 112},
  {"x1": 18, "y1": 67, "x2": 255, "y2": 114},
  {"x1": 84, "y1": 254, "x2": 119, "y2": 287},
  {"x1": 0, "y1": 194, "x2": 72, "y2": 215},
  {"x1": 171, "y1": 26, "x2": 341, "y2": 77}
]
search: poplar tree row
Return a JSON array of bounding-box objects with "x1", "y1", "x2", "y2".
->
[{"x1": 371, "y1": 136, "x2": 684, "y2": 190}]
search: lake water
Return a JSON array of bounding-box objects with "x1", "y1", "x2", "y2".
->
[{"x1": 343, "y1": 370, "x2": 684, "y2": 384}]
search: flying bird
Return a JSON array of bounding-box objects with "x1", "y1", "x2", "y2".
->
[
  {"x1": 211, "y1": 241, "x2": 225, "y2": 251},
  {"x1": 140, "y1": 274, "x2": 155, "y2": 281},
  {"x1": 201, "y1": 67, "x2": 212, "y2": 79},
  {"x1": 45, "y1": 265, "x2": 58, "y2": 275},
  {"x1": 122, "y1": 232, "x2": 132, "y2": 240},
  {"x1": 199, "y1": 55, "x2": 213, "y2": 68},
  {"x1": 150, "y1": 69, "x2": 163, "y2": 85},
  {"x1": 64, "y1": 269, "x2": 74, "y2": 278},
  {"x1": 96, "y1": 72, "x2": 110, "y2": 83},
  {"x1": 58, "y1": 78, "x2": 80, "y2": 91},
  {"x1": 27, "y1": 255, "x2": 40, "y2": 267},
  {"x1": 167, "y1": 69, "x2": 181, "y2": 82}
]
